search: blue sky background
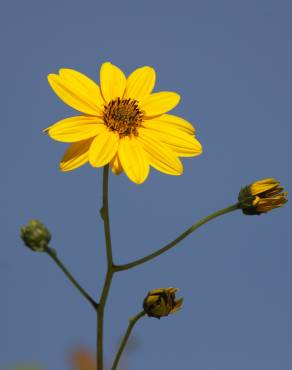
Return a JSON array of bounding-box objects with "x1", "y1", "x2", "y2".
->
[{"x1": 1, "y1": 1, "x2": 292, "y2": 369}]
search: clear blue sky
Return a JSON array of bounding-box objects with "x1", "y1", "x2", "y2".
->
[{"x1": 1, "y1": 1, "x2": 291, "y2": 369}]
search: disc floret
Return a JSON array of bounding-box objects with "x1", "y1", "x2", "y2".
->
[{"x1": 103, "y1": 98, "x2": 144, "y2": 137}]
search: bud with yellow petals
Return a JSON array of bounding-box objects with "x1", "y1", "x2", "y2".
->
[
  {"x1": 238, "y1": 178, "x2": 288, "y2": 215},
  {"x1": 143, "y1": 287, "x2": 183, "y2": 319}
]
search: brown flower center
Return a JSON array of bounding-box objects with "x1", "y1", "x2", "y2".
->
[{"x1": 103, "y1": 98, "x2": 144, "y2": 137}]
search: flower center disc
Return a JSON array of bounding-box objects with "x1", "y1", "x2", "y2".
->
[{"x1": 103, "y1": 98, "x2": 144, "y2": 137}]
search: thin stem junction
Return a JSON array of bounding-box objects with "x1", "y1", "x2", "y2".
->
[{"x1": 95, "y1": 172, "x2": 239, "y2": 370}]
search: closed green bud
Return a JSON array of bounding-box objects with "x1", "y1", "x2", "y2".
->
[
  {"x1": 143, "y1": 287, "x2": 183, "y2": 319},
  {"x1": 20, "y1": 220, "x2": 51, "y2": 252}
]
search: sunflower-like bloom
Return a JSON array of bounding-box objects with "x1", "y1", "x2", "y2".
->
[
  {"x1": 45, "y1": 62, "x2": 202, "y2": 184},
  {"x1": 238, "y1": 178, "x2": 288, "y2": 215},
  {"x1": 143, "y1": 287, "x2": 183, "y2": 319}
]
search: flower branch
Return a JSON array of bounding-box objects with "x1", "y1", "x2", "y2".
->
[
  {"x1": 111, "y1": 310, "x2": 145, "y2": 370},
  {"x1": 45, "y1": 247, "x2": 98, "y2": 310},
  {"x1": 114, "y1": 203, "x2": 239, "y2": 271},
  {"x1": 20, "y1": 220, "x2": 98, "y2": 310}
]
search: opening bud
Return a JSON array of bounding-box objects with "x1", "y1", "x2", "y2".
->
[
  {"x1": 143, "y1": 287, "x2": 183, "y2": 319},
  {"x1": 20, "y1": 219, "x2": 51, "y2": 252},
  {"x1": 238, "y1": 178, "x2": 288, "y2": 215}
]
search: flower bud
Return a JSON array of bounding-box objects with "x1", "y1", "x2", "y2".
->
[
  {"x1": 143, "y1": 287, "x2": 183, "y2": 319},
  {"x1": 20, "y1": 219, "x2": 51, "y2": 252},
  {"x1": 238, "y1": 178, "x2": 288, "y2": 215}
]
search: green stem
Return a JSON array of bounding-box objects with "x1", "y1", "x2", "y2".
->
[
  {"x1": 115, "y1": 203, "x2": 239, "y2": 271},
  {"x1": 97, "y1": 165, "x2": 115, "y2": 370},
  {"x1": 45, "y1": 247, "x2": 98, "y2": 310},
  {"x1": 97, "y1": 268, "x2": 114, "y2": 370},
  {"x1": 100, "y1": 164, "x2": 114, "y2": 266},
  {"x1": 111, "y1": 311, "x2": 146, "y2": 370}
]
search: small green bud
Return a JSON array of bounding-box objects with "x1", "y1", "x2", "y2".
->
[
  {"x1": 20, "y1": 219, "x2": 51, "y2": 252},
  {"x1": 143, "y1": 287, "x2": 183, "y2": 319}
]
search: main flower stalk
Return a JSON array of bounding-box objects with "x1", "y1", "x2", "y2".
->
[{"x1": 97, "y1": 165, "x2": 115, "y2": 370}]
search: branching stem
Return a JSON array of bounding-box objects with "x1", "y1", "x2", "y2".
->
[{"x1": 96, "y1": 167, "x2": 239, "y2": 370}]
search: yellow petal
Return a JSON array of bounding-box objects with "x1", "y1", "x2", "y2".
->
[
  {"x1": 170, "y1": 298, "x2": 184, "y2": 314},
  {"x1": 124, "y1": 66, "x2": 156, "y2": 100},
  {"x1": 110, "y1": 154, "x2": 123, "y2": 175},
  {"x1": 139, "y1": 92, "x2": 180, "y2": 117},
  {"x1": 48, "y1": 69, "x2": 104, "y2": 116},
  {"x1": 118, "y1": 136, "x2": 149, "y2": 184},
  {"x1": 138, "y1": 128, "x2": 183, "y2": 175},
  {"x1": 250, "y1": 179, "x2": 279, "y2": 196},
  {"x1": 143, "y1": 121, "x2": 202, "y2": 157},
  {"x1": 45, "y1": 116, "x2": 106, "y2": 142},
  {"x1": 89, "y1": 130, "x2": 119, "y2": 167},
  {"x1": 60, "y1": 139, "x2": 92, "y2": 172},
  {"x1": 100, "y1": 62, "x2": 126, "y2": 102},
  {"x1": 151, "y1": 114, "x2": 195, "y2": 135}
]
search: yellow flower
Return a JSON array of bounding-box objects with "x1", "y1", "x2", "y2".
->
[
  {"x1": 143, "y1": 287, "x2": 183, "y2": 318},
  {"x1": 238, "y1": 178, "x2": 288, "y2": 215},
  {"x1": 45, "y1": 62, "x2": 202, "y2": 184}
]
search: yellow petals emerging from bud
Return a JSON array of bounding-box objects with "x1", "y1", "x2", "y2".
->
[
  {"x1": 143, "y1": 287, "x2": 183, "y2": 319},
  {"x1": 20, "y1": 220, "x2": 51, "y2": 252},
  {"x1": 238, "y1": 178, "x2": 288, "y2": 215}
]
